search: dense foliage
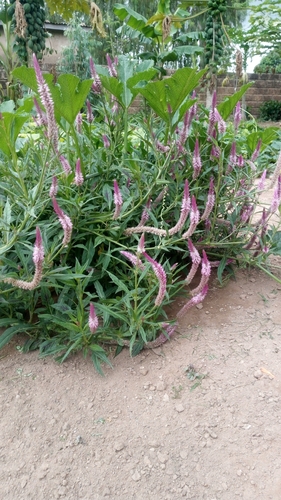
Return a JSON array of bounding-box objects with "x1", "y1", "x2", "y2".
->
[
  {"x1": 259, "y1": 100, "x2": 281, "y2": 122},
  {"x1": 0, "y1": 54, "x2": 280, "y2": 373}
]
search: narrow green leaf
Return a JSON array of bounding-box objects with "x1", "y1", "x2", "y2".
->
[{"x1": 217, "y1": 83, "x2": 253, "y2": 120}]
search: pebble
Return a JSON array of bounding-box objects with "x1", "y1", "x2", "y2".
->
[
  {"x1": 132, "y1": 471, "x2": 141, "y2": 481},
  {"x1": 196, "y1": 303, "x2": 203, "y2": 310},
  {"x1": 156, "y1": 381, "x2": 166, "y2": 391},
  {"x1": 114, "y1": 442, "x2": 125, "y2": 452},
  {"x1": 175, "y1": 403, "x2": 185, "y2": 413},
  {"x1": 139, "y1": 366, "x2": 148, "y2": 376},
  {"x1": 236, "y1": 469, "x2": 242, "y2": 477},
  {"x1": 157, "y1": 451, "x2": 168, "y2": 464},
  {"x1": 163, "y1": 393, "x2": 170, "y2": 402},
  {"x1": 180, "y1": 450, "x2": 188, "y2": 459},
  {"x1": 254, "y1": 370, "x2": 262, "y2": 379}
]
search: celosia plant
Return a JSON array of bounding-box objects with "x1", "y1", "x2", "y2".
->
[{"x1": 0, "y1": 55, "x2": 280, "y2": 372}]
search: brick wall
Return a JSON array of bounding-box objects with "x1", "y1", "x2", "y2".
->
[{"x1": 213, "y1": 73, "x2": 281, "y2": 118}]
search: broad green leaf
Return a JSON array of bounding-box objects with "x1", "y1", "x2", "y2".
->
[
  {"x1": 98, "y1": 75, "x2": 124, "y2": 105},
  {"x1": 113, "y1": 4, "x2": 147, "y2": 32},
  {"x1": 160, "y1": 45, "x2": 204, "y2": 63},
  {"x1": 49, "y1": 74, "x2": 93, "y2": 125},
  {"x1": 217, "y1": 83, "x2": 253, "y2": 120},
  {"x1": 0, "y1": 100, "x2": 15, "y2": 112},
  {"x1": 247, "y1": 128, "x2": 279, "y2": 153},
  {"x1": 138, "y1": 67, "x2": 206, "y2": 127}
]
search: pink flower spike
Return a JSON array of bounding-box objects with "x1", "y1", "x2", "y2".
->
[
  {"x1": 52, "y1": 198, "x2": 73, "y2": 246},
  {"x1": 137, "y1": 233, "x2": 145, "y2": 254},
  {"x1": 106, "y1": 54, "x2": 117, "y2": 77},
  {"x1": 143, "y1": 252, "x2": 167, "y2": 307},
  {"x1": 182, "y1": 196, "x2": 200, "y2": 239},
  {"x1": 185, "y1": 239, "x2": 201, "y2": 284},
  {"x1": 191, "y1": 252, "x2": 211, "y2": 296},
  {"x1": 89, "y1": 303, "x2": 99, "y2": 334},
  {"x1": 201, "y1": 177, "x2": 215, "y2": 221},
  {"x1": 113, "y1": 179, "x2": 123, "y2": 220},
  {"x1": 176, "y1": 285, "x2": 208, "y2": 319},
  {"x1": 33, "y1": 53, "x2": 58, "y2": 152},
  {"x1": 169, "y1": 180, "x2": 190, "y2": 235},
  {"x1": 102, "y1": 134, "x2": 110, "y2": 148},
  {"x1": 138, "y1": 199, "x2": 151, "y2": 226},
  {"x1": 33, "y1": 226, "x2": 44, "y2": 266},
  {"x1": 74, "y1": 158, "x2": 84, "y2": 186},
  {"x1": 75, "y1": 112, "x2": 82, "y2": 133},
  {"x1": 251, "y1": 139, "x2": 262, "y2": 162},
  {"x1": 192, "y1": 138, "x2": 202, "y2": 179},
  {"x1": 49, "y1": 175, "x2": 58, "y2": 198},
  {"x1": 120, "y1": 250, "x2": 145, "y2": 270},
  {"x1": 234, "y1": 101, "x2": 242, "y2": 129},
  {"x1": 237, "y1": 155, "x2": 244, "y2": 167},
  {"x1": 59, "y1": 155, "x2": 71, "y2": 175},
  {"x1": 90, "y1": 57, "x2": 102, "y2": 94}
]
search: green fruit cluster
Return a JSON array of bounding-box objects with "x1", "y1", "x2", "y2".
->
[
  {"x1": 205, "y1": 0, "x2": 227, "y2": 72},
  {"x1": 9, "y1": 0, "x2": 47, "y2": 64}
]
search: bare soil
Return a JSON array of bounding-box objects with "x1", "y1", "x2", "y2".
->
[{"x1": 1, "y1": 261, "x2": 281, "y2": 500}]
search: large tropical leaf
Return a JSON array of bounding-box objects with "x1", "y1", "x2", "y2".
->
[
  {"x1": 217, "y1": 83, "x2": 253, "y2": 120},
  {"x1": 137, "y1": 67, "x2": 206, "y2": 127},
  {"x1": 113, "y1": 4, "x2": 147, "y2": 31}
]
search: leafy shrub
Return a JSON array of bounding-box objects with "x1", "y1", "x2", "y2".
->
[
  {"x1": 259, "y1": 100, "x2": 281, "y2": 121},
  {"x1": 254, "y1": 50, "x2": 281, "y2": 74},
  {"x1": 0, "y1": 55, "x2": 280, "y2": 373}
]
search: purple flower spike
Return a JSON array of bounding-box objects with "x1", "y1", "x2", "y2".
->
[
  {"x1": 113, "y1": 179, "x2": 123, "y2": 220},
  {"x1": 185, "y1": 239, "x2": 201, "y2": 284},
  {"x1": 33, "y1": 227, "x2": 44, "y2": 266},
  {"x1": 143, "y1": 252, "x2": 167, "y2": 307},
  {"x1": 89, "y1": 57, "x2": 102, "y2": 94},
  {"x1": 102, "y1": 134, "x2": 110, "y2": 148},
  {"x1": 169, "y1": 180, "x2": 190, "y2": 235},
  {"x1": 49, "y1": 175, "x2": 58, "y2": 198},
  {"x1": 182, "y1": 196, "x2": 200, "y2": 239},
  {"x1": 191, "y1": 251, "x2": 211, "y2": 296},
  {"x1": 271, "y1": 175, "x2": 281, "y2": 212},
  {"x1": 192, "y1": 138, "x2": 202, "y2": 180},
  {"x1": 201, "y1": 177, "x2": 215, "y2": 221},
  {"x1": 53, "y1": 198, "x2": 73, "y2": 246},
  {"x1": 176, "y1": 285, "x2": 208, "y2": 319},
  {"x1": 106, "y1": 54, "x2": 117, "y2": 78},
  {"x1": 237, "y1": 155, "x2": 244, "y2": 167},
  {"x1": 74, "y1": 158, "x2": 84, "y2": 186},
  {"x1": 33, "y1": 97, "x2": 47, "y2": 126},
  {"x1": 138, "y1": 199, "x2": 151, "y2": 226},
  {"x1": 120, "y1": 250, "x2": 145, "y2": 270},
  {"x1": 251, "y1": 139, "x2": 262, "y2": 162},
  {"x1": 33, "y1": 53, "x2": 58, "y2": 152},
  {"x1": 75, "y1": 112, "x2": 82, "y2": 133},
  {"x1": 137, "y1": 233, "x2": 145, "y2": 254},
  {"x1": 89, "y1": 303, "x2": 99, "y2": 334},
  {"x1": 60, "y1": 155, "x2": 72, "y2": 175},
  {"x1": 234, "y1": 101, "x2": 242, "y2": 130},
  {"x1": 257, "y1": 170, "x2": 267, "y2": 191},
  {"x1": 4, "y1": 226, "x2": 44, "y2": 290},
  {"x1": 86, "y1": 100, "x2": 94, "y2": 123}
]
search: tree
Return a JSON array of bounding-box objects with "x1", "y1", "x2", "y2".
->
[{"x1": 254, "y1": 50, "x2": 281, "y2": 74}]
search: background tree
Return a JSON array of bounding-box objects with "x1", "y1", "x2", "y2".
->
[{"x1": 254, "y1": 50, "x2": 281, "y2": 74}]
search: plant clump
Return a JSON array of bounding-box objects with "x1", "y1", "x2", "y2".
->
[{"x1": 0, "y1": 55, "x2": 280, "y2": 373}]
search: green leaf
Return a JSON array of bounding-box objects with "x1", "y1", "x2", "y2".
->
[
  {"x1": 0, "y1": 324, "x2": 31, "y2": 350},
  {"x1": 217, "y1": 83, "x2": 253, "y2": 120},
  {"x1": 138, "y1": 67, "x2": 206, "y2": 127},
  {"x1": 95, "y1": 302, "x2": 128, "y2": 323},
  {"x1": 50, "y1": 74, "x2": 93, "y2": 125},
  {"x1": 160, "y1": 45, "x2": 204, "y2": 62},
  {"x1": 98, "y1": 75, "x2": 124, "y2": 105},
  {"x1": 90, "y1": 344, "x2": 112, "y2": 376},
  {"x1": 113, "y1": 4, "x2": 147, "y2": 32},
  {"x1": 107, "y1": 271, "x2": 130, "y2": 294}
]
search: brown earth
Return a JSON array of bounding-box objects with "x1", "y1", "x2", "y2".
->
[{"x1": 1, "y1": 261, "x2": 281, "y2": 500}]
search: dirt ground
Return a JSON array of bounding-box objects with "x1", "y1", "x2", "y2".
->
[
  {"x1": 1, "y1": 177, "x2": 281, "y2": 500},
  {"x1": 1, "y1": 260, "x2": 281, "y2": 500}
]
